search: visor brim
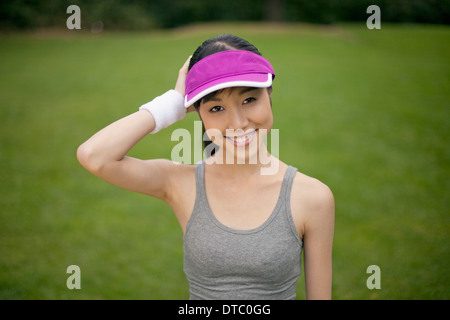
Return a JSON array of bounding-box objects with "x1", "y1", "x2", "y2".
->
[{"x1": 184, "y1": 73, "x2": 273, "y2": 108}]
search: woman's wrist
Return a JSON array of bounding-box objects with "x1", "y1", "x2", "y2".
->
[{"x1": 139, "y1": 89, "x2": 186, "y2": 134}]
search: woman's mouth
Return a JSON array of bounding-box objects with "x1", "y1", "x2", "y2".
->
[{"x1": 225, "y1": 129, "x2": 258, "y2": 147}]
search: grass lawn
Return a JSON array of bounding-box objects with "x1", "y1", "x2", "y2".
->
[{"x1": 0, "y1": 22, "x2": 449, "y2": 299}]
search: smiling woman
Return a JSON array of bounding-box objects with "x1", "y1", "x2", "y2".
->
[
  {"x1": 77, "y1": 34, "x2": 334, "y2": 300},
  {"x1": 196, "y1": 86, "x2": 273, "y2": 160},
  {"x1": 198, "y1": 86, "x2": 273, "y2": 165}
]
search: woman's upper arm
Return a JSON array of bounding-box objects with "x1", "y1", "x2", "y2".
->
[
  {"x1": 294, "y1": 177, "x2": 335, "y2": 299},
  {"x1": 87, "y1": 157, "x2": 179, "y2": 201}
]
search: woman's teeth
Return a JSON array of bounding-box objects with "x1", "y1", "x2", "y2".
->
[{"x1": 226, "y1": 130, "x2": 257, "y2": 145}]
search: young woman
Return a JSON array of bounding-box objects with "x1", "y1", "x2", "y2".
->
[{"x1": 77, "y1": 34, "x2": 335, "y2": 300}]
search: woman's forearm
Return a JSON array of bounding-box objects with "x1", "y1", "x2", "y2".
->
[{"x1": 77, "y1": 110, "x2": 155, "y2": 173}]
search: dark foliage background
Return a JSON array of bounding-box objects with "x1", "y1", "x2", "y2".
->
[{"x1": 1, "y1": 0, "x2": 449, "y2": 30}]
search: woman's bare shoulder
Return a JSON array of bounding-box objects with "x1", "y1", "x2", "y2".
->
[
  {"x1": 293, "y1": 171, "x2": 334, "y2": 207},
  {"x1": 290, "y1": 169, "x2": 335, "y2": 236}
]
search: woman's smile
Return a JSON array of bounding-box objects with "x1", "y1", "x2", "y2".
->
[{"x1": 225, "y1": 129, "x2": 258, "y2": 147}]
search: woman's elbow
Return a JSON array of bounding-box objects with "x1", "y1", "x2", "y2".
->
[{"x1": 77, "y1": 142, "x2": 103, "y2": 174}]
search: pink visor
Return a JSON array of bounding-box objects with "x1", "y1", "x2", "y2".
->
[{"x1": 184, "y1": 50, "x2": 275, "y2": 107}]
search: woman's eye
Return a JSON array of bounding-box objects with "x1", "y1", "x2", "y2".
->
[
  {"x1": 243, "y1": 97, "x2": 256, "y2": 104},
  {"x1": 209, "y1": 106, "x2": 223, "y2": 112}
]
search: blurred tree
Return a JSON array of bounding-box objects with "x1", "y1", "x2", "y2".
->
[{"x1": 264, "y1": 0, "x2": 285, "y2": 21}]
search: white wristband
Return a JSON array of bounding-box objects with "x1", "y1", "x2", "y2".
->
[{"x1": 139, "y1": 90, "x2": 186, "y2": 134}]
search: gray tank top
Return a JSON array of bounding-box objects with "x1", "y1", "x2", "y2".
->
[{"x1": 183, "y1": 162, "x2": 303, "y2": 300}]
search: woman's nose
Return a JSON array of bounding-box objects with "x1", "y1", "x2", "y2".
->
[{"x1": 227, "y1": 106, "x2": 249, "y2": 130}]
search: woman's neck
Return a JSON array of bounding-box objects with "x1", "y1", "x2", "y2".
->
[{"x1": 205, "y1": 146, "x2": 281, "y2": 179}]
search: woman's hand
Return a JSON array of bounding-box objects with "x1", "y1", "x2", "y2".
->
[{"x1": 175, "y1": 55, "x2": 195, "y2": 113}]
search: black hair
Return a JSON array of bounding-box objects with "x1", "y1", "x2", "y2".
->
[
  {"x1": 189, "y1": 34, "x2": 261, "y2": 71},
  {"x1": 188, "y1": 34, "x2": 264, "y2": 157}
]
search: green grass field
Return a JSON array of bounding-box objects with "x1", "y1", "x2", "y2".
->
[{"x1": 0, "y1": 22, "x2": 449, "y2": 299}]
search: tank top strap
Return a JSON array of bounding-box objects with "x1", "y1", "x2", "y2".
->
[
  {"x1": 194, "y1": 160, "x2": 207, "y2": 203},
  {"x1": 281, "y1": 166, "x2": 302, "y2": 247},
  {"x1": 194, "y1": 160, "x2": 205, "y2": 197},
  {"x1": 282, "y1": 166, "x2": 298, "y2": 204},
  {"x1": 184, "y1": 161, "x2": 206, "y2": 236}
]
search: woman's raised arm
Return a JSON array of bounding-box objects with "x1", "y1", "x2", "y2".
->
[{"x1": 77, "y1": 56, "x2": 192, "y2": 201}]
